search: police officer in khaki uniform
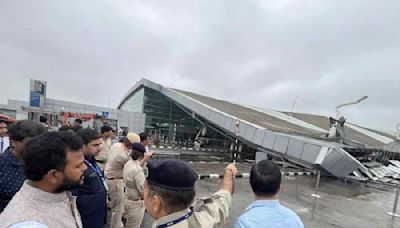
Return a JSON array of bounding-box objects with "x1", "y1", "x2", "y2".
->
[
  {"x1": 123, "y1": 143, "x2": 153, "y2": 228},
  {"x1": 105, "y1": 132, "x2": 141, "y2": 228},
  {"x1": 143, "y1": 159, "x2": 237, "y2": 228},
  {"x1": 96, "y1": 125, "x2": 113, "y2": 169}
]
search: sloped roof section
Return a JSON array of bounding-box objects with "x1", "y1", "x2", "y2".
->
[
  {"x1": 175, "y1": 89, "x2": 393, "y2": 147},
  {"x1": 118, "y1": 79, "x2": 395, "y2": 178},
  {"x1": 173, "y1": 89, "x2": 324, "y2": 137}
]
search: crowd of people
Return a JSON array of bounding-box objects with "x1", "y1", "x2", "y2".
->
[{"x1": 0, "y1": 119, "x2": 304, "y2": 228}]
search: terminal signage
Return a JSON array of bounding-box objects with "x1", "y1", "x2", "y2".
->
[
  {"x1": 102, "y1": 112, "x2": 109, "y2": 118},
  {"x1": 29, "y1": 79, "x2": 46, "y2": 109},
  {"x1": 63, "y1": 112, "x2": 96, "y2": 120},
  {"x1": 30, "y1": 91, "x2": 40, "y2": 107}
]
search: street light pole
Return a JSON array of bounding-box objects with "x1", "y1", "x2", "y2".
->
[{"x1": 335, "y1": 95, "x2": 368, "y2": 119}]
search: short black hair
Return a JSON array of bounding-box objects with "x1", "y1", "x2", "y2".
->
[
  {"x1": 131, "y1": 150, "x2": 143, "y2": 160},
  {"x1": 76, "y1": 128, "x2": 100, "y2": 145},
  {"x1": 122, "y1": 129, "x2": 129, "y2": 137},
  {"x1": 250, "y1": 160, "x2": 282, "y2": 197},
  {"x1": 147, "y1": 183, "x2": 195, "y2": 214},
  {"x1": 8, "y1": 120, "x2": 46, "y2": 141},
  {"x1": 70, "y1": 125, "x2": 83, "y2": 132},
  {"x1": 22, "y1": 131, "x2": 83, "y2": 181},
  {"x1": 101, "y1": 125, "x2": 113, "y2": 134},
  {"x1": 139, "y1": 132, "x2": 148, "y2": 142},
  {"x1": 39, "y1": 116, "x2": 47, "y2": 123},
  {"x1": 74, "y1": 119, "x2": 83, "y2": 124}
]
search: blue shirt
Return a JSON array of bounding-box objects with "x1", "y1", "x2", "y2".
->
[
  {"x1": 234, "y1": 200, "x2": 304, "y2": 228},
  {"x1": 71, "y1": 157, "x2": 107, "y2": 228},
  {"x1": 0, "y1": 148, "x2": 26, "y2": 212}
]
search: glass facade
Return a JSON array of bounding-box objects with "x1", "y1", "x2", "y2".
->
[
  {"x1": 120, "y1": 87, "x2": 202, "y2": 145},
  {"x1": 119, "y1": 85, "x2": 255, "y2": 159},
  {"x1": 119, "y1": 87, "x2": 144, "y2": 113}
]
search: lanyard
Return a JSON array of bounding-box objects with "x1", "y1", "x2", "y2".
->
[
  {"x1": 157, "y1": 211, "x2": 193, "y2": 228},
  {"x1": 84, "y1": 159, "x2": 108, "y2": 191}
]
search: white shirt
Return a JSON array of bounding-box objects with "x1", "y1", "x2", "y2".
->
[
  {"x1": 9, "y1": 221, "x2": 48, "y2": 228},
  {"x1": 0, "y1": 136, "x2": 10, "y2": 153},
  {"x1": 0, "y1": 181, "x2": 82, "y2": 228}
]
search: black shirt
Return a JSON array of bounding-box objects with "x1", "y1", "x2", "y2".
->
[
  {"x1": 71, "y1": 156, "x2": 108, "y2": 228},
  {"x1": 0, "y1": 148, "x2": 26, "y2": 212}
]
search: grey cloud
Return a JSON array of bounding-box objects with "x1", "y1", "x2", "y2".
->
[{"x1": 0, "y1": 0, "x2": 399, "y2": 132}]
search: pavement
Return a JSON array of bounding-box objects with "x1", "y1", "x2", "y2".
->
[{"x1": 106, "y1": 162, "x2": 400, "y2": 228}]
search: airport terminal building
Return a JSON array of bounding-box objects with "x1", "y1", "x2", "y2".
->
[
  {"x1": 118, "y1": 79, "x2": 399, "y2": 181},
  {"x1": 0, "y1": 79, "x2": 145, "y2": 132}
]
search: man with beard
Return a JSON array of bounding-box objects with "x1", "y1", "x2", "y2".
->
[
  {"x1": 73, "y1": 129, "x2": 108, "y2": 228},
  {"x1": 0, "y1": 131, "x2": 87, "y2": 228},
  {"x1": 0, "y1": 120, "x2": 46, "y2": 212}
]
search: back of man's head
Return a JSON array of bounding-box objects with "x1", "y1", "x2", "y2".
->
[
  {"x1": 39, "y1": 116, "x2": 47, "y2": 123},
  {"x1": 76, "y1": 128, "x2": 100, "y2": 145},
  {"x1": 145, "y1": 160, "x2": 197, "y2": 215},
  {"x1": 250, "y1": 160, "x2": 281, "y2": 197},
  {"x1": 8, "y1": 120, "x2": 46, "y2": 142},
  {"x1": 22, "y1": 131, "x2": 83, "y2": 181},
  {"x1": 74, "y1": 119, "x2": 83, "y2": 125},
  {"x1": 101, "y1": 125, "x2": 113, "y2": 134},
  {"x1": 131, "y1": 143, "x2": 146, "y2": 160},
  {"x1": 139, "y1": 132, "x2": 148, "y2": 142}
]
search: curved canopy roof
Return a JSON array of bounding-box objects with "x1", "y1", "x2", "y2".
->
[{"x1": 119, "y1": 79, "x2": 395, "y2": 178}]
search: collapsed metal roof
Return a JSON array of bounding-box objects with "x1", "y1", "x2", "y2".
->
[
  {"x1": 381, "y1": 141, "x2": 400, "y2": 153},
  {"x1": 174, "y1": 89, "x2": 395, "y2": 148},
  {"x1": 119, "y1": 79, "x2": 396, "y2": 178}
]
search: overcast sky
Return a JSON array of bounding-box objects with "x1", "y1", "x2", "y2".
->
[{"x1": 0, "y1": 1, "x2": 399, "y2": 132}]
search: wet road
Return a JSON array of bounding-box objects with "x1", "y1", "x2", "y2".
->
[{"x1": 108, "y1": 162, "x2": 400, "y2": 228}]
